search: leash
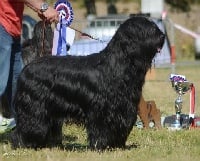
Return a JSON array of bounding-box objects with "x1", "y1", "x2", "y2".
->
[
  {"x1": 25, "y1": 3, "x2": 105, "y2": 44},
  {"x1": 54, "y1": 21, "x2": 106, "y2": 43},
  {"x1": 25, "y1": 2, "x2": 106, "y2": 53},
  {"x1": 25, "y1": 2, "x2": 47, "y2": 56},
  {"x1": 41, "y1": 19, "x2": 46, "y2": 57},
  {"x1": 67, "y1": 25, "x2": 106, "y2": 43}
]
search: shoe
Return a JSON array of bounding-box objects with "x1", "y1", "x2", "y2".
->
[{"x1": 0, "y1": 118, "x2": 16, "y2": 134}]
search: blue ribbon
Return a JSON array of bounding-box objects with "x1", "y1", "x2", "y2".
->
[
  {"x1": 54, "y1": 0, "x2": 73, "y2": 56},
  {"x1": 57, "y1": 18, "x2": 67, "y2": 55}
]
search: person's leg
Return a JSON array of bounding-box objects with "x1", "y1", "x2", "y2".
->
[
  {"x1": 0, "y1": 25, "x2": 23, "y2": 133},
  {"x1": 0, "y1": 24, "x2": 13, "y2": 132},
  {"x1": 0, "y1": 25, "x2": 12, "y2": 97},
  {"x1": 0, "y1": 24, "x2": 12, "y2": 119},
  {"x1": 5, "y1": 37, "x2": 24, "y2": 116}
]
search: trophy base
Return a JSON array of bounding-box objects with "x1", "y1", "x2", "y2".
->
[
  {"x1": 168, "y1": 123, "x2": 182, "y2": 131},
  {"x1": 163, "y1": 114, "x2": 190, "y2": 130}
]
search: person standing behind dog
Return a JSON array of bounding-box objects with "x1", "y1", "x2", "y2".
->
[{"x1": 0, "y1": 0, "x2": 59, "y2": 134}]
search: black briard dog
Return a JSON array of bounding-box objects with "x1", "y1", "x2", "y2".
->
[{"x1": 11, "y1": 16, "x2": 165, "y2": 150}]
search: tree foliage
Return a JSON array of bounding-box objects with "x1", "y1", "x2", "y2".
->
[{"x1": 165, "y1": 0, "x2": 200, "y2": 12}]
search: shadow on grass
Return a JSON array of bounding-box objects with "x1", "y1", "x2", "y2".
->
[
  {"x1": 62, "y1": 134, "x2": 88, "y2": 151},
  {"x1": 64, "y1": 142, "x2": 89, "y2": 151},
  {"x1": 0, "y1": 132, "x2": 138, "y2": 152},
  {"x1": 125, "y1": 143, "x2": 138, "y2": 150},
  {"x1": 63, "y1": 134, "x2": 78, "y2": 142},
  {"x1": 62, "y1": 134, "x2": 138, "y2": 152},
  {"x1": 63, "y1": 143, "x2": 138, "y2": 152}
]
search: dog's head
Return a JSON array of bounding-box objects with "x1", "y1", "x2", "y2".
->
[{"x1": 109, "y1": 16, "x2": 165, "y2": 69}]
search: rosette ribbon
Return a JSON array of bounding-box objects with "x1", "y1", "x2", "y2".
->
[{"x1": 52, "y1": 0, "x2": 73, "y2": 56}]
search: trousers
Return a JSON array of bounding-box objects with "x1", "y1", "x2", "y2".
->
[{"x1": 0, "y1": 24, "x2": 23, "y2": 116}]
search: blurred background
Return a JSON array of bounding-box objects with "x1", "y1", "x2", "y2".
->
[{"x1": 23, "y1": 0, "x2": 200, "y2": 62}]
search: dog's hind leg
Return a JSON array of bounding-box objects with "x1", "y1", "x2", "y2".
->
[{"x1": 46, "y1": 118, "x2": 64, "y2": 147}]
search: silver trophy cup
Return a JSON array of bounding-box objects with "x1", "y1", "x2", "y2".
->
[{"x1": 170, "y1": 81, "x2": 192, "y2": 130}]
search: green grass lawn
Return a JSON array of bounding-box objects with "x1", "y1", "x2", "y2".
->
[{"x1": 1, "y1": 64, "x2": 200, "y2": 161}]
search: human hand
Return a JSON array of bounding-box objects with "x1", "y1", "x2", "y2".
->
[{"x1": 39, "y1": 6, "x2": 59, "y2": 23}]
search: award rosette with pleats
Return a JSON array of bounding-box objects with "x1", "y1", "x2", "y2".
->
[{"x1": 52, "y1": 0, "x2": 74, "y2": 56}]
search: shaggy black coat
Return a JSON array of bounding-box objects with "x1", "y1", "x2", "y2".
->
[
  {"x1": 11, "y1": 16, "x2": 165, "y2": 150},
  {"x1": 21, "y1": 21, "x2": 53, "y2": 65}
]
